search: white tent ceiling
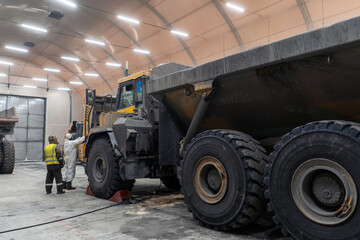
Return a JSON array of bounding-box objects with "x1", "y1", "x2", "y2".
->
[{"x1": 0, "y1": 0, "x2": 359, "y2": 96}]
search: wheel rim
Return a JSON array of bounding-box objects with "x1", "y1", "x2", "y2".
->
[
  {"x1": 93, "y1": 153, "x2": 107, "y2": 182},
  {"x1": 291, "y1": 158, "x2": 358, "y2": 225},
  {"x1": 193, "y1": 156, "x2": 228, "y2": 204}
]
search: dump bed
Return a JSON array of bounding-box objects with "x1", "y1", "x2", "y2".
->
[
  {"x1": 147, "y1": 16, "x2": 360, "y2": 140},
  {"x1": 0, "y1": 107, "x2": 18, "y2": 136}
]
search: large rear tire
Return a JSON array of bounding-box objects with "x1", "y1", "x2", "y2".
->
[
  {"x1": 180, "y1": 130, "x2": 268, "y2": 230},
  {"x1": 0, "y1": 140, "x2": 15, "y2": 174},
  {"x1": 265, "y1": 121, "x2": 360, "y2": 239},
  {"x1": 87, "y1": 137, "x2": 135, "y2": 199}
]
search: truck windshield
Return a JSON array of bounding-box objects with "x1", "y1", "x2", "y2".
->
[{"x1": 119, "y1": 85, "x2": 134, "y2": 109}]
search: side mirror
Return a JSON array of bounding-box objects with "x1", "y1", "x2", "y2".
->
[{"x1": 86, "y1": 89, "x2": 96, "y2": 106}]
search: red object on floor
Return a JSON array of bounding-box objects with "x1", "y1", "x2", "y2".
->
[
  {"x1": 85, "y1": 185, "x2": 94, "y2": 196},
  {"x1": 109, "y1": 190, "x2": 132, "y2": 203}
]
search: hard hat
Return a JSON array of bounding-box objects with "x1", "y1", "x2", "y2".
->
[{"x1": 65, "y1": 133, "x2": 72, "y2": 140}]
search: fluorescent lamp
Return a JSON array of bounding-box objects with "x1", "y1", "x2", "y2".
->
[
  {"x1": 117, "y1": 15, "x2": 140, "y2": 24},
  {"x1": 56, "y1": 0, "x2": 76, "y2": 8},
  {"x1": 21, "y1": 24, "x2": 48, "y2": 33},
  {"x1": 5, "y1": 45, "x2": 28, "y2": 53},
  {"x1": 33, "y1": 78, "x2": 47, "y2": 82},
  {"x1": 61, "y1": 56, "x2": 79, "y2": 62},
  {"x1": 133, "y1": 49, "x2": 150, "y2": 54},
  {"x1": 70, "y1": 81, "x2": 83, "y2": 85},
  {"x1": 0, "y1": 60, "x2": 13, "y2": 66},
  {"x1": 0, "y1": 61, "x2": 14, "y2": 66},
  {"x1": 44, "y1": 68, "x2": 60, "y2": 73},
  {"x1": 171, "y1": 30, "x2": 189, "y2": 37},
  {"x1": 0, "y1": 73, "x2": 7, "y2": 77},
  {"x1": 58, "y1": 87, "x2": 70, "y2": 91},
  {"x1": 106, "y1": 62, "x2": 122, "y2": 67},
  {"x1": 84, "y1": 73, "x2": 99, "y2": 77},
  {"x1": 24, "y1": 85, "x2": 37, "y2": 89},
  {"x1": 85, "y1": 39, "x2": 105, "y2": 46},
  {"x1": 226, "y1": 2, "x2": 245, "y2": 12}
]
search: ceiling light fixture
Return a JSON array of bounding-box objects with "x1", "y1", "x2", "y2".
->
[
  {"x1": 225, "y1": 2, "x2": 245, "y2": 12},
  {"x1": 171, "y1": 30, "x2": 189, "y2": 37},
  {"x1": 0, "y1": 73, "x2": 7, "y2": 77},
  {"x1": 134, "y1": 48, "x2": 150, "y2": 54},
  {"x1": 5, "y1": 45, "x2": 29, "y2": 53},
  {"x1": 21, "y1": 23, "x2": 48, "y2": 33},
  {"x1": 106, "y1": 62, "x2": 122, "y2": 67},
  {"x1": 58, "y1": 87, "x2": 70, "y2": 91},
  {"x1": 70, "y1": 81, "x2": 83, "y2": 85},
  {"x1": 23, "y1": 85, "x2": 37, "y2": 89},
  {"x1": 84, "y1": 73, "x2": 99, "y2": 77},
  {"x1": 0, "y1": 60, "x2": 13, "y2": 66},
  {"x1": 61, "y1": 56, "x2": 79, "y2": 62},
  {"x1": 56, "y1": 0, "x2": 76, "y2": 8},
  {"x1": 44, "y1": 68, "x2": 60, "y2": 73},
  {"x1": 117, "y1": 15, "x2": 140, "y2": 24},
  {"x1": 85, "y1": 38, "x2": 105, "y2": 46},
  {"x1": 32, "y1": 78, "x2": 47, "y2": 82}
]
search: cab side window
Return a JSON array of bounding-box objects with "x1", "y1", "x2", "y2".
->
[{"x1": 119, "y1": 85, "x2": 134, "y2": 109}]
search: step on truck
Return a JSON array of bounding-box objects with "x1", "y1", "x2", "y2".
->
[
  {"x1": 0, "y1": 107, "x2": 18, "y2": 174},
  {"x1": 72, "y1": 16, "x2": 360, "y2": 240}
]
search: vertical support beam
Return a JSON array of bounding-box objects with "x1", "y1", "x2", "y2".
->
[
  {"x1": 7, "y1": 66, "x2": 10, "y2": 88},
  {"x1": 296, "y1": 0, "x2": 314, "y2": 30},
  {"x1": 68, "y1": 91, "x2": 72, "y2": 125},
  {"x1": 46, "y1": 73, "x2": 49, "y2": 91}
]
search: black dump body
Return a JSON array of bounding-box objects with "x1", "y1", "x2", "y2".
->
[
  {"x1": 0, "y1": 107, "x2": 18, "y2": 137},
  {"x1": 147, "y1": 16, "x2": 360, "y2": 141}
]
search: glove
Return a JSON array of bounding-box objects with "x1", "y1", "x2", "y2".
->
[{"x1": 59, "y1": 158, "x2": 65, "y2": 168}]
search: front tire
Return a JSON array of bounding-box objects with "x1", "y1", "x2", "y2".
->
[
  {"x1": 265, "y1": 121, "x2": 360, "y2": 239},
  {"x1": 87, "y1": 137, "x2": 134, "y2": 199},
  {"x1": 180, "y1": 130, "x2": 268, "y2": 230},
  {"x1": 0, "y1": 140, "x2": 15, "y2": 174}
]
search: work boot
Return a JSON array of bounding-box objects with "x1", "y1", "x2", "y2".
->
[
  {"x1": 66, "y1": 182, "x2": 76, "y2": 190},
  {"x1": 57, "y1": 184, "x2": 65, "y2": 194}
]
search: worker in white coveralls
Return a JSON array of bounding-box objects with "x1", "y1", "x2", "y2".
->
[{"x1": 63, "y1": 133, "x2": 85, "y2": 190}]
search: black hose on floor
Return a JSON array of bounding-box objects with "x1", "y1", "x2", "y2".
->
[{"x1": 0, "y1": 203, "x2": 120, "y2": 234}]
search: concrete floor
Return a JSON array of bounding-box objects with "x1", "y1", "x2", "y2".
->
[{"x1": 0, "y1": 162, "x2": 291, "y2": 240}]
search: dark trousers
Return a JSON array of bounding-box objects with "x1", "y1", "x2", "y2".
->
[{"x1": 45, "y1": 164, "x2": 64, "y2": 193}]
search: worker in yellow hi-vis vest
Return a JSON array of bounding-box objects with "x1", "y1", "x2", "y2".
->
[{"x1": 43, "y1": 136, "x2": 65, "y2": 194}]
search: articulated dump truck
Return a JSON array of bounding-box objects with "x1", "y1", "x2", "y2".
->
[
  {"x1": 70, "y1": 17, "x2": 360, "y2": 239},
  {"x1": 0, "y1": 107, "x2": 18, "y2": 174}
]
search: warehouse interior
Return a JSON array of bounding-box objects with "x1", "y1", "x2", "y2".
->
[{"x1": 1, "y1": 0, "x2": 360, "y2": 239}]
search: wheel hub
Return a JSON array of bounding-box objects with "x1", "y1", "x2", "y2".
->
[
  {"x1": 207, "y1": 168, "x2": 222, "y2": 192},
  {"x1": 312, "y1": 173, "x2": 344, "y2": 207},
  {"x1": 93, "y1": 153, "x2": 107, "y2": 182},
  {"x1": 291, "y1": 158, "x2": 358, "y2": 225},
  {"x1": 193, "y1": 156, "x2": 228, "y2": 204}
]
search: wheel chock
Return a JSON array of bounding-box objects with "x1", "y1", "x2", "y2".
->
[
  {"x1": 109, "y1": 190, "x2": 132, "y2": 203},
  {"x1": 85, "y1": 185, "x2": 94, "y2": 196}
]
